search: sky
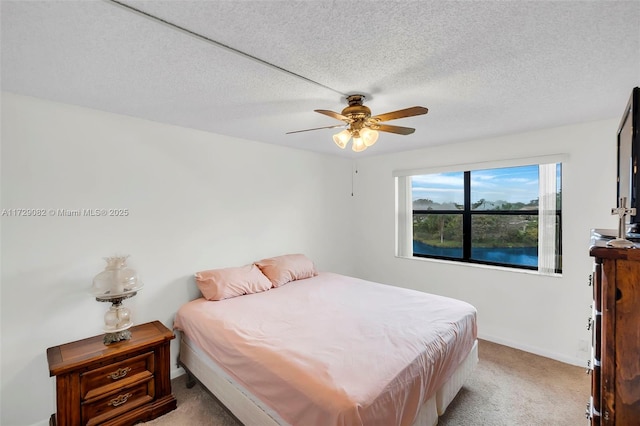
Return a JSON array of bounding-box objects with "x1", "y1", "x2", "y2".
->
[{"x1": 411, "y1": 165, "x2": 543, "y2": 204}]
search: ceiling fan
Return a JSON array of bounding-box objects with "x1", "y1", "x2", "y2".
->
[{"x1": 287, "y1": 94, "x2": 428, "y2": 152}]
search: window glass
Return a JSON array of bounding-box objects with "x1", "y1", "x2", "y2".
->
[
  {"x1": 470, "y1": 214, "x2": 538, "y2": 267},
  {"x1": 470, "y1": 165, "x2": 539, "y2": 211},
  {"x1": 412, "y1": 172, "x2": 464, "y2": 210},
  {"x1": 413, "y1": 214, "x2": 463, "y2": 258},
  {"x1": 404, "y1": 162, "x2": 562, "y2": 273}
]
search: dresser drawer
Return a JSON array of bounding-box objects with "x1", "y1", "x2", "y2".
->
[
  {"x1": 82, "y1": 376, "x2": 155, "y2": 426},
  {"x1": 81, "y1": 351, "x2": 154, "y2": 400}
]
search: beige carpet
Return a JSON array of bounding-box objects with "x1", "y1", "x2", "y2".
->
[{"x1": 142, "y1": 340, "x2": 590, "y2": 425}]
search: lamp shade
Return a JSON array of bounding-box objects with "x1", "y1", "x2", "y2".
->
[
  {"x1": 352, "y1": 136, "x2": 367, "y2": 152},
  {"x1": 91, "y1": 256, "x2": 143, "y2": 298},
  {"x1": 360, "y1": 127, "x2": 379, "y2": 147},
  {"x1": 333, "y1": 129, "x2": 351, "y2": 149}
]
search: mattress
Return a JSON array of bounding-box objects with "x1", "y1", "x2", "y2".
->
[
  {"x1": 178, "y1": 334, "x2": 478, "y2": 426},
  {"x1": 174, "y1": 272, "x2": 477, "y2": 426}
]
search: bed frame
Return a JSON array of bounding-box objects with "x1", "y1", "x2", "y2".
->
[{"x1": 178, "y1": 333, "x2": 478, "y2": 426}]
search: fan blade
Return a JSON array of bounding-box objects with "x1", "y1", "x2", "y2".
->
[
  {"x1": 315, "y1": 109, "x2": 351, "y2": 122},
  {"x1": 370, "y1": 106, "x2": 428, "y2": 122},
  {"x1": 286, "y1": 124, "x2": 347, "y2": 134},
  {"x1": 372, "y1": 124, "x2": 416, "y2": 135}
]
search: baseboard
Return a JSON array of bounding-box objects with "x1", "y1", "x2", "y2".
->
[
  {"x1": 171, "y1": 366, "x2": 186, "y2": 380},
  {"x1": 478, "y1": 333, "x2": 587, "y2": 367}
]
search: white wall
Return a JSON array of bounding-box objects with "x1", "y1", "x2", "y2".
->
[
  {"x1": 0, "y1": 92, "x2": 621, "y2": 425},
  {"x1": 351, "y1": 119, "x2": 619, "y2": 367},
  {"x1": 0, "y1": 93, "x2": 355, "y2": 426}
]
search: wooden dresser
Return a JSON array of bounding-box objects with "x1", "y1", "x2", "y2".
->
[
  {"x1": 47, "y1": 321, "x2": 177, "y2": 426},
  {"x1": 588, "y1": 246, "x2": 640, "y2": 425}
]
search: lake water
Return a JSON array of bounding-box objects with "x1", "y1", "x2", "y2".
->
[{"x1": 413, "y1": 241, "x2": 538, "y2": 267}]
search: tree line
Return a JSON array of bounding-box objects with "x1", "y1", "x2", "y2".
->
[{"x1": 412, "y1": 198, "x2": 543, "y2": 248}]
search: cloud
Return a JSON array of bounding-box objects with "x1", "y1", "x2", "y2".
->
[
  {"x1": 411, "y1": 173, "x2": 464, "y2": 187},
  {"x1": 411, "y1": 166, "x2": 541, "y2": 203}
]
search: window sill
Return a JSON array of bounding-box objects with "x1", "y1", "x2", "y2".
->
[{"x1": 395, "y1": 254, "x2": 563, "y2": 277}]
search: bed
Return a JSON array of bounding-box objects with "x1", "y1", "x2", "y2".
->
[{"x1": 174, "y1": 267, "x2": 477, "y2": 426}]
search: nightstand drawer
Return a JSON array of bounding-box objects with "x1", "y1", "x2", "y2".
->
[
  {"x1": 82, "y1": 376, "x2": 155, "y2": 426},
  {"x1": 80, "y1": 351, "x2": 154, "y2": 400}
]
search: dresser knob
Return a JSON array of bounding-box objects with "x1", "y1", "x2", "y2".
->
[
  {"x1": 106, "y1": 367, "x2": 131, "y2": 380},
  {"x1": 108, "y1": 393, "x2": 132, "y2": 407}
]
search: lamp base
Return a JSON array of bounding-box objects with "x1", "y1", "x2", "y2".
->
[
  {"x1": 97, "y1": 294, "x2": 136, "y2": 345},
  {"x1": 104, "y1": 329, "x2": 132, "y2": 345}
]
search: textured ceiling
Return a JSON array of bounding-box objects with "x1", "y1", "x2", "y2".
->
[{"x1": 2, "y1": 1, "x2": 639, "y2": 158}]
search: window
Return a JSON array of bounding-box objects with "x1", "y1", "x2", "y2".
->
[{"x1": 396, "y1": 160, "x2": 562, "y2": 274}]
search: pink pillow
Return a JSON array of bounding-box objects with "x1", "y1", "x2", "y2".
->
[
  {"x1": 194, "y1": 264, "x2": 272, "y2": 301},
  {"x1": 255, "y1": 254, "x2": 318, "y2": 287}
]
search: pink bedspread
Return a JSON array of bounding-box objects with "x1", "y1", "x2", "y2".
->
[{"x1": 174, "y1": 272, "x2": 477, "y2": 426}]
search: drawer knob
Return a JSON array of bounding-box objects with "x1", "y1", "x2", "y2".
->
[
  {"x1": 106, "y1": 367, "x2": 131, "y2": 380},
  {"x1": 108, "y1": 393, "x2": 132, "y2": 407}
]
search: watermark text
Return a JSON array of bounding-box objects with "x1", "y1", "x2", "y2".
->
[{"x1": 1, "y1": 208, "x2": 130, "y2": 217}]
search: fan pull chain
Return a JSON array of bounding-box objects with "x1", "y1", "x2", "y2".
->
[{"x1": 352, "y1": 164, "x2": 358, "y2": 197}]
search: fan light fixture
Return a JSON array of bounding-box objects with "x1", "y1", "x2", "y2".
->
[
  {"x1": 332, "y1": 127, "x2": 379, "y2": 152},
  {"x1": 287, "y1": 94, "x2": 428, "y2": 152}
]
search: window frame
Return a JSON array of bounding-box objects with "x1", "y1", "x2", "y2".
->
[{"x1": 397, "y1": 159, "x2": 563, "y2": 274}]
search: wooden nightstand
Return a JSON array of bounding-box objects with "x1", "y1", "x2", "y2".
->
[{"x1": 47, "y1": 321, "x2": 177, "y2": 426}]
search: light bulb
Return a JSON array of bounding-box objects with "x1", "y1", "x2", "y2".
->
[
  {"x1": 360, "y1": 128, "x2": 379, "y2": 147},
  {"x1": 352, "y1": 136, "x2": 367, "y2": 152},
  {"x1": 333, "y1": 129, "x2": 351, "y2": 149}
]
